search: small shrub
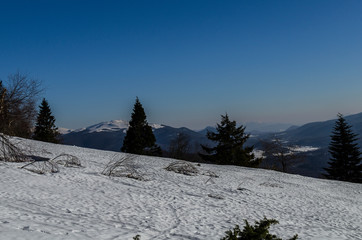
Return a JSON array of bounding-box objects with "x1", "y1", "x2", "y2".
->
[
  {"x1": 102, "y1": 154, "x2": 146, "y2": 181},
  {"x1": 52, "y1": 153, "x2": 81, "y2": 167},
  {"x1": 133, "y1": 235, "x2": 140, "y2": 240},
  {"x1": 165, "y1": 161, "x2": 199, "y2": 176},
  {"x1": 21, "y1": 159, "x2": 59, "y2": 174},
  {"x1": 221, "y1": 217, "x2": 298, "y2": 240},
  {"x1": 20, "y1": 153, "x2": 81, "y2": 174}
]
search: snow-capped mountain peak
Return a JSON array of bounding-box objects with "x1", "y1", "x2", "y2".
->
[
  {"x1": 150, "y1": 123, "x2": 164, "y2": 129},
  {"x1": 57, "y1": 128, "x2": 73, "y2": 135},
  {"x1": 86, "y1": 120, "x2": 129, "y2": 133},
  {"x1": 66, "y1": 120, "x2": 164, "y2": 134}
]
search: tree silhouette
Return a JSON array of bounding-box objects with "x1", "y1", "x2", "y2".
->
[
  {"x1": 0, "y1": 72, "x2": 42, "y2": 138},
  {"x1": 200, "y1": 114, "x2": 261, "y2": 167},
  {"x1": 33, "y1": 98, "x2": 60, "y2": 143},
  {"x1": 261, "y1": 137, "x2": 304, "y2": 173},
  {"x1": 121, "y1": 97, "x2": 161, "y2": 156},
  {"x1": 168, "y1": 132, "x2": 191, "y2": 160},
  {"x1": 324, "y1": 113, "x2": 362, "y2": 183}
]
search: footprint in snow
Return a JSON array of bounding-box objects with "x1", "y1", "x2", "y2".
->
[{"x1": 22, "y1": 226, "x2": 30, "y2": 231}]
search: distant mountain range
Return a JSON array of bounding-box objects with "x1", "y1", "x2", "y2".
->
[
  {"x1": 279, "y1": 112, "x2": 362, "y2": 148},
  {"x1": 61, "y1": 120, "x2": 213, "y2": 153},
  {"x1": 266, "y1": 112, "x2": 362, "y2": 177},
  {"x1": 61, "y1": 112, "x2": 362, "y2": 178},
  {"x1": 61, "y1": 120, "x2": 293, "y2": 152}
]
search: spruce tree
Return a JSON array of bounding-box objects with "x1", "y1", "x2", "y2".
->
[
  {"x1": 33, "y1": 98, "x2": 60, "y2": 143},
  {"x1": 324, "y1": 113, "x2": 362, "y2": 183},
  {"x1": 200, "y1": 114, "x2": 261, "y2": 167},
  {"x1": 121, "y1": 97, "x2": 161, "y2": 156}
]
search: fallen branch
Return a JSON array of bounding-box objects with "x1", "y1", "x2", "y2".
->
[{"x1": 0, "y1": 134, "x2": 27, "y2": 162}]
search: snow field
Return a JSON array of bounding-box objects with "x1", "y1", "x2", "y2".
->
[{"x1": 0, "y1": 138, "x2": 361, "y2": 239}]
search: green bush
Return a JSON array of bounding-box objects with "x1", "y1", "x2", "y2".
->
[{"x1": 221, "y1": 217, "x2": 298, "y2": 240}]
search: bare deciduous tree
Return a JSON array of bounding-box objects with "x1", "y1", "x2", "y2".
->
[
  {"x1": 0, "y1": 72, "x2": 42, "y2": 137},
  {"x1": 168, "y1": 132, "x2": 191, "y2": 160}
]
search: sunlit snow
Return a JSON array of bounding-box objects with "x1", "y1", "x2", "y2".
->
[{"x1": 0, "y1": 138, "x2": 361, "y2": 240}]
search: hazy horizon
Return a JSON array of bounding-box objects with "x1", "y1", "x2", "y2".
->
[
  {"x1": 58, "y1": 111, "x2": 362, "y2": 132},
  {"x1": 1, "y1": 1, "x2": 362, "y2": 130}
]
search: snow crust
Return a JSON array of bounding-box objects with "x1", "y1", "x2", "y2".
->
[{"x1": 0, "y1": 138, "x2": 361, "y2": 240}]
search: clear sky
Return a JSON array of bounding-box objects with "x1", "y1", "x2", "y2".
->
[{"x1": 1, "y1": 0, "x2": 362, "y2": 130}]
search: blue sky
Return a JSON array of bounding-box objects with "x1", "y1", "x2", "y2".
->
[{"x1": 1, "y1": 0, "x2": 362, "y2": 130}]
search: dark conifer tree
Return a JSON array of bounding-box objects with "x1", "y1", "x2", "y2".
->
[
  {"x1": 121, "y1": 97, "x2": 161, "y2": 156},
  {"x1": 199, "y1": 114, "x2": 261, "y2": 167},
  {"x1": 324, "y1": 113, "x2": 362, "y2": 183},
  {"x1": 33, "y1": 98, "x2": 60, "y2": 143}
]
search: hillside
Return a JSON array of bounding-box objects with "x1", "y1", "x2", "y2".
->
[
  {"x1": 281, "y1": 112, "x2": 362, "y2": 148},
  {"x1": 258, "y1": 112, "x2": 362, "y2": 178},
  {"x1": 1, "y1": 138, "x2": 361, "y2": 239}
]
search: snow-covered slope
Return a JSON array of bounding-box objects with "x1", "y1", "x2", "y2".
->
[
  {"x1": 1, "y1": 139, "x2": 361, "y2": 240},
  {"x1": 69, "y1": 120, "x2": 164, "y2": 134},
  {"x1": 86, "y1": 120, "x2": 129, "y2": 133},
  {"x1": 57, "y1": 128, "x2": 73, "y2": 135}
]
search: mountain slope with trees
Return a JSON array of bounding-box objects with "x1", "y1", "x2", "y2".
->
[
  {"x1": 61, "y1": 112, "x2": 362, "y2": 178},
  {"x1": 266, "y1": 112, "x2": 362, "y2": 177},
  {"x1": 281, "y1": 112, "x2": 362, "y2": 148},
  {"x1": 61, "y1": 124, "x2": 214, "y2": 153}
]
